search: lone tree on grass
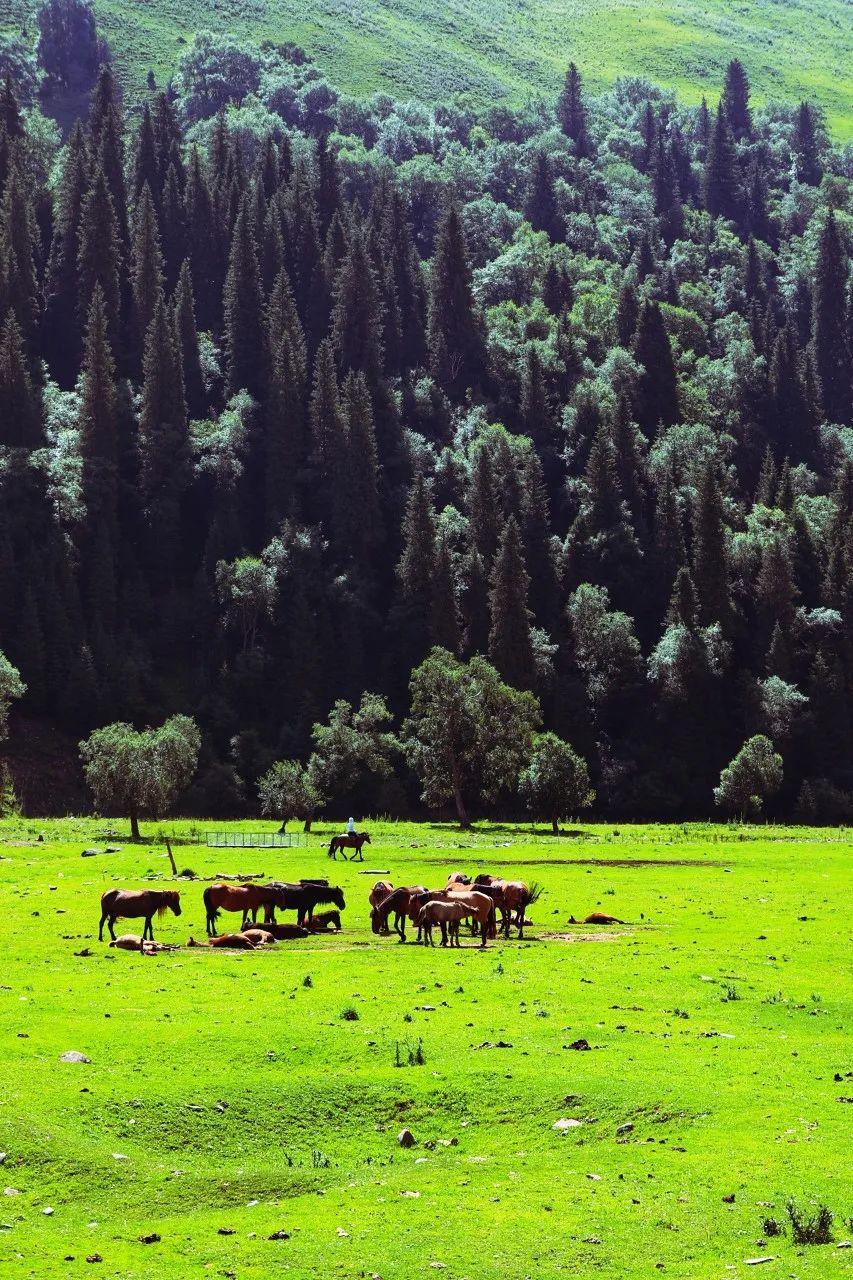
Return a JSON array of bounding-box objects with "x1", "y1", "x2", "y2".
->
[
  {"x1": 518, "y1": 732, "x2": 594, "y2": 835},
  {"x1": 403, "y1": 648, "x2": 541, "y2": 828},
  {"x1": 258, "y1": 759, "x2": 323, "y2": 833},
  {"x1": 713, "y1": 734, "x2": 782, "y2": 821},
  {"x1": 79, "y1": 715, "x2": 201, "y2": 840},
  {"x1": 0, "y1": 650, "x2": 25, "y2": 742}
]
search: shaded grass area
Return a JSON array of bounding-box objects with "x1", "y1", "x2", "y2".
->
[
  {"x1": 0, "y1": 820, "x2": 851, "y2": 1277},
  {"x1": 0, "y1": 0, "x2": 851, "y2": 136}
]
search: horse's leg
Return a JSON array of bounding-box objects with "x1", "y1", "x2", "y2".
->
[
  {"x1": 479, "y1": 915, "x2": 488, "y2": 948},
  {"x1": 143, "y1": 915, "x2": 152, "y2": 942},
  {"x1": 108, "y1": 915, "x2": 117, "y2": 941},
  {"x1": 98, "y1": 911, "x2": 106, "y2": 942}
]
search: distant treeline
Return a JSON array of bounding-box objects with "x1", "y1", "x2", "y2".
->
[{"x1": 0, "y1": 5, "x2": 852, "y2": 820}]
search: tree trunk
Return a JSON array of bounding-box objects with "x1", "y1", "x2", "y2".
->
[
  {"x1": 304, "y1": 817, "x2": 313, "y2": 833},
  {"x1": 451, "y1": 759, "x2": 470, "y2": 829},
  {"x1": 552, "y1": 816, "x2": 559, "y2": 835},
  {"x1": 130, "y1": 808, "x2": 141, "y2": 841}
]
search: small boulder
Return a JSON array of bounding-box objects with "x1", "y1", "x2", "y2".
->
[
  {"x1": 86, "y1": 1255, "x2": 102, "y2": 1264},
  {"x1": 617, "y1": 1122, "x2": 634, "y2": 1135},
  {"x1": 60, "y1": 1051, "x2": 90, "y2": 1064},
  {"x1": 397, "y1": 1128, "x2": 416, "y2": 1148},
  {"x1": 138, "y1": 1233, "x2": 160, "y2": 1244},
  {"x1": 553, "y1": 1118, "x2": 583, "y2": 1132},
  {"x1": 268, "y1": 1229, "x2": 290, "y2": 1241},
  {"x1": 722, "y1": 1193, "x2": 736, "y2": 1203},
  {"x1": 567, "y1": 1038, "x2": 591, "y2": 1051}
]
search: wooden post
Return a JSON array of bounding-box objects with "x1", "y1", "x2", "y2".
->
[{"x1": 165, "y1": 839, "x2": 178, "y2": 876}]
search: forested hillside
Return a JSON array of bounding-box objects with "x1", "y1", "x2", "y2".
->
[{"x1": 0, "y1": 2, "x2": 851, "y2": 820}]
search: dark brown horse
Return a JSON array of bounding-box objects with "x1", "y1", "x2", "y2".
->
[
  {"x1": 307, "y1": 910, "x2": 342, "y2": 932},
  {"x1": 371, "y1": 886, "x2": 428, "y2": 941},
  {"x1": 99, "y1": 889, "x2": 181, "y2": 942},
  {"x1": 264, "y1": 881, "x2": 346, "y2": 927},
  {"x1": 328, "y1": 832, "x2": 372, "y2": 861},
  {"x1": 256, "y1": 920, "x2": 310, "y2": 939},
  {"x1": 203, "y1": 882, "x2": 286, "y2": 936}
]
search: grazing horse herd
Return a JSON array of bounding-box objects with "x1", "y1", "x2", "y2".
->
[{"x1": 96, "y1": 868, "x2": 545, "y2": 952}]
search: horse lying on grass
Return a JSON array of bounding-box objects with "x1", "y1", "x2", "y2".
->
[
  {"x1": 108, "y1": 934, "x2": 180, "y2": 954},
  {"x1": 307, "y1": 910, "x2": 342, "y2": 932},
  {"x1": 568, "y1": 912, "x2": 626, "y2": 925},
  {"x1": 99, "y1": 889, "x2": 181, "y2": 942},
  {"x1": 188, "y1": 934, "x2": 258, "y2": 950}
]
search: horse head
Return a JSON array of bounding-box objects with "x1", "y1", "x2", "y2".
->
[
  {"x1": 168, "y1": 892, "x2": 182, "y2": 916},
  {"x1": 362, "y1": 832, "x2": 372, "y2": 844},
  {"x1": 370, "y1": 907, "x2": 381, "y2": 934},
  {"x1": 331, "y1": 887, "x2": 346, "y2": 910}
]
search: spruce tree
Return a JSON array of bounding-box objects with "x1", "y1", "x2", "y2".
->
[
  {"x1": 224, "y1": 195, "x2": 265, "y2": 397},
  {"x1": 811, "y1": 211, "x2": 852, "y2": 425},
  {"x1": 770, "y1": 322, "x2": 815, "y2": 462},
  {"x1": 704, "y1": 105, "x2": 741, "y2": 223},
  {"x1": 721, "y1": 59, "x2": 752, "y2": 140},
  {"x1": 555, "y1": 63, "x2": 590, "y2": 157},
  {"x1": 427, "y1": 200, "x2": 487, "y2": 398},
  {"x1": 131, "y1": 103, "x2": 159, "y2": 204},
  {"x1": 331, "y1": 226, "x2": 384, "y2": 377},
  {"x1": 342, "y1": 371, "x2": 382, "y2": 569},
  {"x1": 42, "y1": 119, "x2": 89, "y2": 385},
  {"x1": 307, "y1": 337, "x2": 348, "y2": 549},
  {"x1": 138, "y1": 296, "x2": 188, "y2": 584},
  {"x1": 79, "y1": 283, "x2": 118, "y2": 512},
  {"x1": 394, "y1": 472, "x2": 437, "y2": 667},
  {"x1": 524, "y1": 151, "x2": 563, "y2": 242},
  {"x1": 0, "y1": 313, "x2": 39, "y2": 447},
  {"x1": 793, "y1": 102, "x2": 823, "y2": 186},
  {"x1": 0, "y1": 154, "x2": 39, "y2": 338},
  {"x1": 489, "y1": 516, "x2": 535, "y2": 690},
  {"x1": 172, "y1": 260, "x2": 205, "y2": 419},
  {"x1": 131, "y1": 184, "x2": 164, "y2": 358},
  {"x1": 183, "y1": 148, "x2": 219, "y2": 331},
  {"x1": 633, "y1": 300, "x2": 679, "y2": 435},
  {"x1": 77, "y1": 163, "x2": 121, "y2": 347},
  {"x1": 692, "y1": 462, "x2": 731, "y2": 627},
  {"x1": 264, "y1": 265, "x2": 308, "y2": 530},
  {"x1": 431, "y1": 537, "x2": 461, "y2": 654}
]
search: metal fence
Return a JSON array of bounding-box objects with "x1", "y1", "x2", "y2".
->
[{"x1": 203, "y1": 831, "x2": 306, "y2": 849}]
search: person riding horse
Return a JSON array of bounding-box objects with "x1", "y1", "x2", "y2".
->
[{"x1": 328, "y1": 820, "x2": 371, "y2": 861}]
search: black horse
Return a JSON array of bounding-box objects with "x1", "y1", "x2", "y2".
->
[{"x1": 262, "y1": 880, "x2": 346, "y2": 927}]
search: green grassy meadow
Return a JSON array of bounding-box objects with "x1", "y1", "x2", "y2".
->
[
  {"x1": 0, "y1": 818, "x2": 851, "y2": 1278},
  {"x1": 2, "y1": 0, "x2": 852, "y2": 136}
]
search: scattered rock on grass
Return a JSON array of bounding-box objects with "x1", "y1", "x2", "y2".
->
[
  {"x1": 138, "y1": 1233, "x2": 160, "y2": 1244},
  {"x1": 722, "y1": 1194, "x2": 736, "y2": 1203},
  {"x1": 85, "y1": 1254, "x2": 102, "y2": 1263},
  {"x1": 217, "y1": 1227, "x2": 235, "y2": 1236},
  {"x1": 268, "y1": 1230, "x2": 290, "y2": 1241},
  {"x1": 398, "y1": 1129, "x2": 415, "y2": 1148},
  {"x1": 566, "y1": 1039, "x2": 591, "y2": 1051},
  {"x1": 553, "y1": 1118, "x2": 583, "y2": 1131},
  {"x1": 60, "y1": 1051, "x2": 90, "y2": 1064},
  {"x1": 617, "y1": 1122, "x2": 634, "y2": 1135}
]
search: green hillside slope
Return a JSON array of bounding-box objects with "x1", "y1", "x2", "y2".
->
[{"x1": 2, "y1": 0, "x2": 852, "y2": 135}]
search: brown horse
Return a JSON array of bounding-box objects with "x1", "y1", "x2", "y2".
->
[
  {"x1": 417, "y1": 891, "x2": 494, "y2": 948},
  {"x1": 241, "y1": 928, "x2": 277, "y2": 946},
  {"x1": 473, "y1": 875, "x2": 537, "y2": 938},
  {"x1": 307, "y1": 910, "x2": 342, "y2": 932},
  {"x1": 569, "y1": 912, "x2": 626, "y2": 925},
  {"x1": 203, "y1": 882, "x2": 285, "y2": 936},
  {"x1": 108, "y1": 934, "x2": 180, "y2": 954},
  {"x1": 328, "y1": 832, "x2": 372, "y2": 861},
  {"x1": 187, "y1": 934, "x2": 257, "y2": 950},
  {"x1": 371, "y1": 886, "x2": 428, "y2": 941},
  {"x1": 369, "y1": 881, "x2": 394, "y2": 934},
  {"x1": 99, "y1": 889, "x2": 181, "y2": 942},
  {"x1": 257, "y1": 921, "x2": 310, "y2": 939}
]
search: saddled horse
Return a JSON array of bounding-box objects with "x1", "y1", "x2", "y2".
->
[
  {"x1": 203, "y1": 882, "x2": 285, "y2": 936},
  {"x1": 99, "y1": 889, "x2": 181, "y2": 942},
  {"x1": 328, "y1": 832, "x2": 371, "y2": 861},
  {"x1": 371, "y1": 885, "x2": 428, "y2": 942},
  {"x1": 417, "y1": 891, "x2": 494, "y2": 948},
  {"x1": 264, "y1": 880, "x2": 345, "y2": 927}
]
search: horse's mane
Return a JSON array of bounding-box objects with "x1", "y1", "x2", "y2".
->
[{"x1": 157, "y1": 891, "x2": 180, "y2": 916}]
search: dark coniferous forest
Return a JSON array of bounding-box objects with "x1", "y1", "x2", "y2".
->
[{"x1": 0, "y1": 1, "x2": 852, "y2": 821}]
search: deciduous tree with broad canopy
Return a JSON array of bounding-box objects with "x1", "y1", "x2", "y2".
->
[
  {"x1": 257, "y1": 759, "x2": 323, "y2": 832},
  {"x1": 518, "y1": 732, "x2": 594, "y2": 834},
  {"x1": 0, "y1": 651, "x2": 25, "y2": 742},
  {"x1": 79, "y1": 715, "x2": 201, "y2": 839},
  {"x1": 403, "y1": 647, "x2": 541, "y2": 828},
  {"x1": 713, "y1": 734, "x2": 783, "y2": 820}
]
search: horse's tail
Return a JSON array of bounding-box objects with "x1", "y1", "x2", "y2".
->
[
  {"x1": 328, "y1": 838, "x2": 336, "y2": 859},
  {"x1": 202, "y1": 886, "x2": 219, "y2": 922}
]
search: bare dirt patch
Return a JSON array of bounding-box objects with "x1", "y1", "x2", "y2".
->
[{"x1": 538, "y1": 930, "x2": 634, "y2": 942}]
